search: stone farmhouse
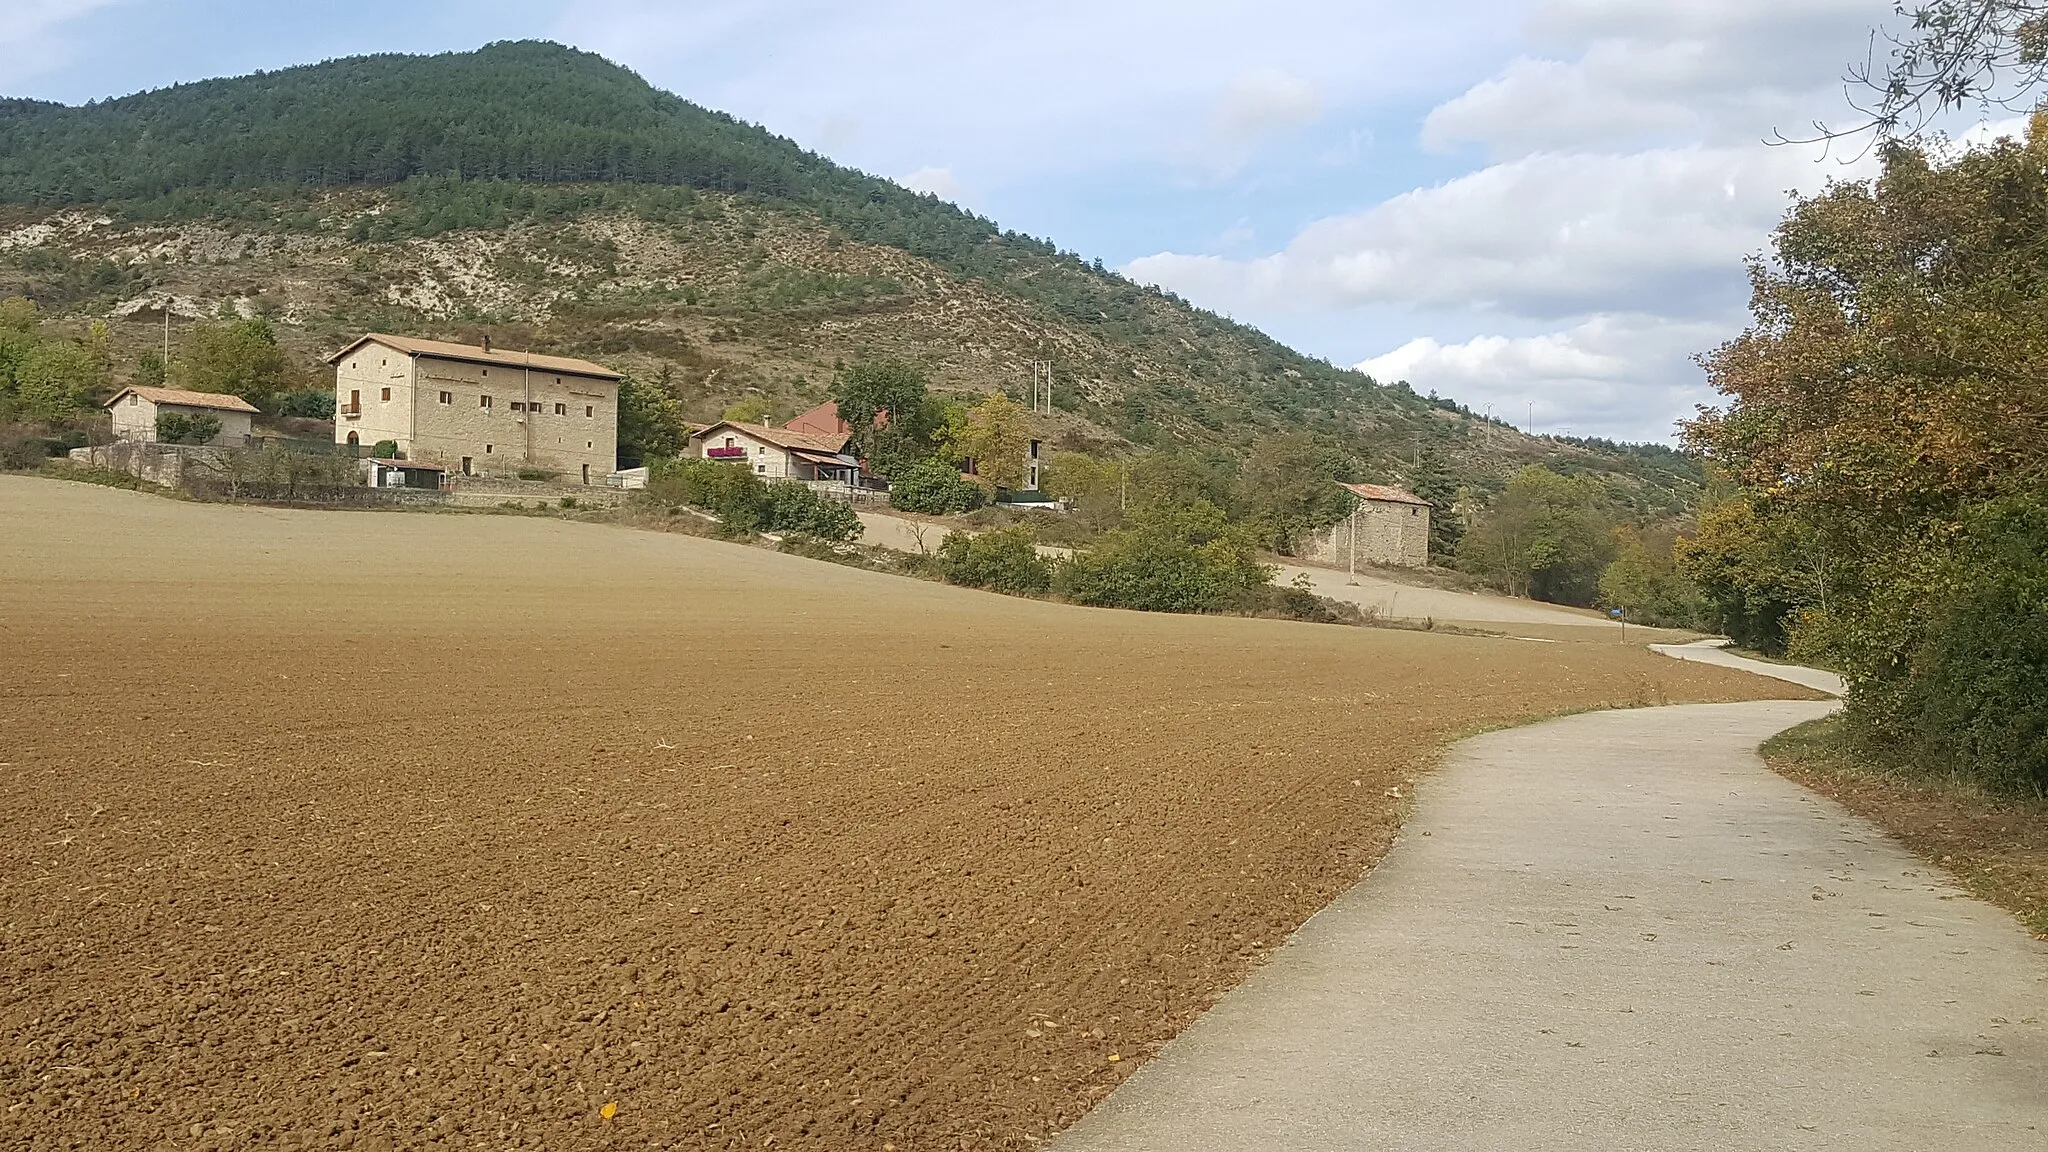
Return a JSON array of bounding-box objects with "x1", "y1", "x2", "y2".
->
[
  {"x1": 104, "y1": 386, "x2": 259, "y2": 446},
  {"x1": 688, "y1": 419, "x2": 862, "y2": 488},
  {"x1": 328, "y1": 334, "x2": 621, "y2": 484},
  {"x1": 1298, "y1": 482, "x2": 1433, "y2": 569}
]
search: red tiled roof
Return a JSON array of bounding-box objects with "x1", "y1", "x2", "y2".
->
[
  {"x1": 368, "y1": 457, "x2": 446, "y2": 472},
  {"x1": 104, "y1": 386, "x2": 261, "y2": 414},
  {"x1": 1341, "y1": 482, "x2": 1432, "y2": 507}
]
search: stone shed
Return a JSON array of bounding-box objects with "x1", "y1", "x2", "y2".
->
[{"x1": 1298, "y1": 483, "x2": 1433, "y2": 569}]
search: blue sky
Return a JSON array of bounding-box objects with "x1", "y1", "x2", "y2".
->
[{"x1": 0, "y1": 1, "x2": 1954, "y2": 440}]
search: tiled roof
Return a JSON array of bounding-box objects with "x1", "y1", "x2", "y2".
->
[
  {"x1": 105, "y1": 386, "x2": 261, "y2": 414},
  {"x1": 1341, "y1": 482, "x2": 1432, "y2": 507},
  {"x1": 367, "y1": 457, "x2": 446, "y2": 472},
  {"x1": 327, "y1": 334, "x2": 622, "y2": 380},
  {"x1": 691, "y1": 420, "x2": 850, "y2": 454}
]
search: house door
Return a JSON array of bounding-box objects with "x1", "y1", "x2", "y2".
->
[
  {"x1": 582, "y1": 464, "x2": 590, "y2": 485},
  {"x1": 346, "y1": 431, "x2": 359, "y2": 447}
]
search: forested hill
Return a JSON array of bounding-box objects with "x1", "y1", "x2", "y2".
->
[{"x1": 0, "y1": 41, "x2": 1700, "y2": 507}]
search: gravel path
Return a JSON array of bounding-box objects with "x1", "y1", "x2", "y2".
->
[{"x1": 1053, "y1": 700, "x2": 2048, "y2": 1151}]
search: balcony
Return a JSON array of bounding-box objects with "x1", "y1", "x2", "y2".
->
[
  {"x1": 339, "y1": 402, "x2": 361, "y2": 419},
  {"x1": 705, "y1": 446, "x2": 747, "y2": 459}
]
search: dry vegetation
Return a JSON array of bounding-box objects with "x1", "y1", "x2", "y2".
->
[
  {"x1": 0, "y1": 477, "x2": 1807, "y2": 1151},
  {"x1": 1764, "y1": 717, "x2": 2048, "y2": 939}
]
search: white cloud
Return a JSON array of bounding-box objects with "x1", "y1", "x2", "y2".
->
[
  {"x1": 1192, "y1": 73, "x2": 1324, "y2": 175},
  {"x1": 1126, "y1": 144, "x2": 1868, "y2": 322},
  {"x1": 901, "y1": 166, "x2": 962, "y2": 202},
  {"x1": 1357, "y1": 314, "x2": 1728, "y2": 440}
]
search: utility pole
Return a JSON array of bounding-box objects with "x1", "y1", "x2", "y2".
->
[
  {"x1": 1029, "y1": 360, "x2": 1053, "y2": 414},
  {"x1": 1347, "y1": 502, "x2": 1360, "y2": 585}
]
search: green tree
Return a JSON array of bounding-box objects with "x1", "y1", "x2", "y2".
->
[
  {"x1": 14, "y1": 340, "x2": 95, "y2": 421},
  {"x1": 1458, "y1": 466, "x2": 1612, "y2": 605},
  {"x1": 174, "y1": 318, "x2": 290, "y2": 410},
  {"x1": 1229, "y1": 432, "x2": 1357, "y2": 554},
  {"x1": 1408, "y1": 444, "x2": 1464, "y2": 559},
  {"x1": 618, "y1": 373, "x2": 688, "y2": 466},
  {"x1": 721, "y1": 394, "x2": 776, "y2": 424},
  {"x1": 831, "y1": 359, "x2": 933, "y2": 479}
]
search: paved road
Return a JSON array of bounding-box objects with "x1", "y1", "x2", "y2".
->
[
  {"x1": 1053, "y1": 701, "x2": 2048, "y2": 1151},
  {"x1": 1652, "y1": 638, "x2": 1848, "y2": 696}
]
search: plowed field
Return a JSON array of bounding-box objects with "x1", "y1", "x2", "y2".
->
[{"x1": 0, "y1": 477, "x2": 1813, "y2": 1151}]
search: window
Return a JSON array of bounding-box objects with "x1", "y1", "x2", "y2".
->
[
  {"x1": 380, "y1": 387, "x2": 390, "y2": 402},
  {"x1": 756, "y1": 464, "x2": 766, "y2": 473},
  {"x1": 481, "y1": 368, "x2": 489, "y2": 377},
  {"x1": 585, "y1": 405, "x2": 594, "y2": 418},
  {"x1": 438, "y1": 391, "x2": 451, "y2": 405},
  {"x1": 554, "y1": 403, "x2": 566, "y2": 416},
  {"x1": 480, "y1": 395, "x2": 492, "y2": 409},
  {"x1": 510, "y1": 401, "x2": 524, "y2": 412},
  {"x1": 129, "y1": 394, "x2": 139, "y2": 406},
  {"x1": 586, "y1": 440, "x2": 593, "y2": 449},
  {"x1": 461, "y1": 456, "x2": 473, "y2": 475},
  {"x1": 485, "y1": 444, "x2": 493, "y2": 454},
  {"x1": 724, "y1": 436, "x2": 735, "y2": 448}
]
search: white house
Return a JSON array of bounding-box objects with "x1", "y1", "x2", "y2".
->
[
  {"x1": 688, "y1": 420, "x2": 861, "y2": 487},
  {"x1": 104, "y1": 386, "x2": 259, "y2": 446}
]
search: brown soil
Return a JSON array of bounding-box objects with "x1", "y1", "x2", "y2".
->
[
  {"x1": 1764, "y1": 716, "x2": 2048, "y2": 939},
  {"x1": 0, "y1": 476, "x2": 1813, "y2": 1151}
]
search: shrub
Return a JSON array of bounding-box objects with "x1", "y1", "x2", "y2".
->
[
  {"x1": 559, "y1": 496, "x2": 578, "y2": 509},
  {"x1": 1054, "y1": 509, "x2": 1272, "y2": 613},
  {"x1": 370, "y1": 439, "x2": 399, "y2": 459},
  {"x1": 762, "y1": 480, "x2": 861, "y2": 542},
  {"x1": 889, "y1": 456, "x2": 986, "y2": 515},
  {"x1": 156, "y1": 411, "x2": 222, "y2": 444},
  {"x1": 519, "y1": 467, "x2": 561, "y2": 480},
  {"x1": 936, "y1": 525, "x2": 1052, "y2": 594},
  {"x1": 277, "y1": 390, "x2": 336, "y2": 419},
  {"x1": 1855, "y1": 496, "x2": 2048, "y2": 796},
  {"x1": 645, "y1": 459, "x2": 861, "y2": 542}
]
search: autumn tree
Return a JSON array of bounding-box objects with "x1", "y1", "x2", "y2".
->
[
  {"x1": 939, "y1": 392, "x2": 1031, "y2": 492},
  {"x1": 1685, "y1": 120, "x2": 2048, "y2": 791}
]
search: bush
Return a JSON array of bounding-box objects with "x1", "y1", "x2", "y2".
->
[
  {"x1": 156, "y1": 411, "x2": 222, "y2": 444},
  {"x1": 889, "y1": 456, "x2": 986, "y2": 515},
  {"x1": 1854, "y1": 496, "x2": 2048, "y2": 796},
  {"x1": 645, "y1": 459, "x2": 861, "y2": 542},
  {"x1": 936, "y1": 525, "x2": 1052, "y2": 594},
  {"x1": 277, "y1": 390, "x2": 336, "y2": 419},
  {"x1": 519, "y1": 467, "x2": 561, "y2": 480},
  {"x1": 763, "y1": 480, "x2": 861, "y2": 541},
  {"x1": 370, "y1": 439, "x2": 399, "y2": 459},
  {"x1": 1054, "y1": 509, "x2": 1272, "y2": 613}
]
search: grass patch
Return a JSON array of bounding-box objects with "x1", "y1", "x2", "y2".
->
[{"x1": 1762, "y1": 715, "x2": 2048, "y2": 938}]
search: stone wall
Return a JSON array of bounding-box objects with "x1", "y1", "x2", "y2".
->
[{"x1": 1297, "y1": 499, "x2": 1431, "y2": 568}]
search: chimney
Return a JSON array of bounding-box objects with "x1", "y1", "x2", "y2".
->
[{"x1": 481, "y1": 334, "x2": 492, "y2": 353}]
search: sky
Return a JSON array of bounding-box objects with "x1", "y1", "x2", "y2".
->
[{"x1": 0, "y1": 0, "x2": 1980, "y2": 441}]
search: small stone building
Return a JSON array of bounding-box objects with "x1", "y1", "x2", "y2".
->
[
  {"x1": 329, "y1": 334, "x2": 621, "y2": 484},
  {"x1": 1298, "y1": 482, "x2": 1433, "y2": 569},
  {"x1": 104, "y1": 386, "x2": 258, "y2": 446}
]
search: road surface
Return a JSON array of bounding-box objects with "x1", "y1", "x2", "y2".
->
[{"x1": 1053, "y1": 700, "x2": 2048, "y2": 1151}]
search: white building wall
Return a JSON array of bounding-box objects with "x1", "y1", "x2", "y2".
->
[
  {"x1": 695, "y1": 427, "x2": 797, "y2": 478},
  {"x1": 111, "y1": 395, "x2": 252, "y2": 445}
]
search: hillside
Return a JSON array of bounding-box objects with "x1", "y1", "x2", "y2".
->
[{"x1": 0, "y1": 41, "x2": 1700, "y2": 509}]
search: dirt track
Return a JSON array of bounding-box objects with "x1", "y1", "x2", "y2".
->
[{"x1": 0, "y1": 477, "x2": 1811, "y2": 1151}]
